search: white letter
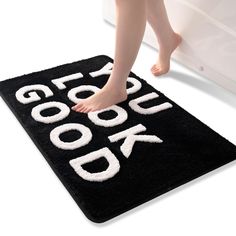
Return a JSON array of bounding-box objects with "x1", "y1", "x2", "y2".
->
[
  {"x1": 68, "y1": 85, "x2": 100, "y2": 103},
  {"x1": 50, "y1": 123, "x2": 92, "y2": 150},
  {"x1": 31, "y1": 101, "x2": 70, "y2": 124},
  {"x1": 129, "y1": 92, "x2": 173, "y2": 115},
  {"x1": 108, "y1": 124, "x2": 163, "y2": 158},
  {"x1": 88, "y1": 105, "x2": 128, "y2": 127},
  {"x1": 51, "y1": 72, "x2": 84, "y2": 90},
  {"x1": 89, "y1": 62, "x2": 113, "y2": 77},
  {"x1": 127, "y1": 77, "x2": 142, "y2": 95},
  {"x1": 15, "y1": 84, "x2": 53, "y2": 104},
  {"x1": 69, "y1": 147, "x2": 120, "y2": 182}
]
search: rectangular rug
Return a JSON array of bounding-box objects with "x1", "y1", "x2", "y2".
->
[{"x1": 0, "y1": 55, "x2": 235, "y2": 223}]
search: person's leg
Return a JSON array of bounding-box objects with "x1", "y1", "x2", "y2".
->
[
  {"x1": 72, "y1": 0, "x2": 147, "y2": 113},
  {"x1": 146, "y1": 0, "x2": 182, "y2": 76}
]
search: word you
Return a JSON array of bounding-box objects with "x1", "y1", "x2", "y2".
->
[{"x1": 15, "y1": 62, "x2": 173, "y2": 182}]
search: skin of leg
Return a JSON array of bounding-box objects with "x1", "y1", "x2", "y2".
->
[
  {"x1": 146, "y1": 0, "x2": 182, "y2": 76},
  {"x1": 72, "y1": 0, "x2": 147, "y2": 113}
]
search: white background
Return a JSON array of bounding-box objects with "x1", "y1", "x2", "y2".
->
[{"x1": 0, "y1": 0, "x2": 236, "y2": 235}]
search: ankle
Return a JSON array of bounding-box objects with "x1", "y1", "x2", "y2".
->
[
  {"x1": 103, "y1": 80, "x2": 126, "y2": 93},
  {"x1": 106, "y1": 76, "x2": 127, "y2": 90}
]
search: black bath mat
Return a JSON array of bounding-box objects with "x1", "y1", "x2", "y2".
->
[{"x1": 0, "y1": 55, "x2": 235, "y2": 223}]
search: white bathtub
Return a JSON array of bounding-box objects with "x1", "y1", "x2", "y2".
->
[{"x1": 103, "y1": 0, "x2": 236, "y2": 94}]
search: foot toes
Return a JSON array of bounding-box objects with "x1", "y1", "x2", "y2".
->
[
  {"x1": 151, "y1": 64, "x2": 160, "y2": 72},
  {"x1": 83, "y1": 107, "x2": 92, "y2": 113},
  {"x1": 153, "y1": 69, "x2": 163, "y2": 76},
  {"x1": 151, "y1": 64, "x2": 156, "y2": 70},
  {"x1": 89, "y1": 107, "x2": 96, "y2": 112},
  {"x1": 153, "y1": 67, "x2": 160, "y2": 72},
  {"x1": 151, "y1": 64, "x2": 170, "y2": 76},
  {"x1": 75, "y1": 105, "x2": 85, "y2": 113},
  {"x1": 79, "y1": 106, "x2": 88, "y2": 113},
  {"x1": 156, "y1": 69, "x2": 168, "y2": 76},
  {"x1": 151, "y1": 65, "x2": 157, "y2": 70},
  {"x1": 72, "y1": 102, "x2": 83, "y2": 110}
]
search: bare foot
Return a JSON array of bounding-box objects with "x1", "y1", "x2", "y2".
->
[
  {"x1": 151, "y1": 32, "x2": 182, "y2": 76},
  {"x1": 71, "y1": 82, "x2": 127, "y2": 113}
]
